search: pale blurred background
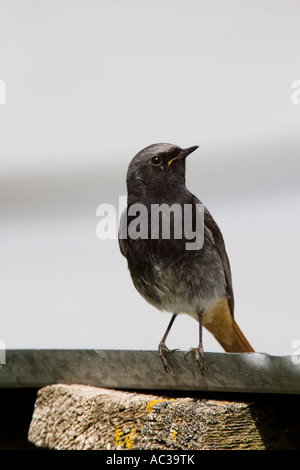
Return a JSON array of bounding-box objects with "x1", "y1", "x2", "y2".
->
[{"x1": 0, "y1": 0, "x2": 299, "y2": 356}]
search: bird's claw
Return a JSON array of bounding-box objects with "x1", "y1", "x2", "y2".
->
[
  {"x1": 158, "y1": 342, "x2": 177, "y2": 378},
  {"x1": 184, "y1": 345, "x2": 206, "y2": 374}
]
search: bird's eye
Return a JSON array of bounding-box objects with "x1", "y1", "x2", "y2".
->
[{"x1": 150, "y1": 156, "x2": 162, "y2": 165}]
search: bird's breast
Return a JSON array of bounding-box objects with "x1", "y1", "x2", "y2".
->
[{"x1": 125, "y1": 234, "x2": 227, "y2": 314}]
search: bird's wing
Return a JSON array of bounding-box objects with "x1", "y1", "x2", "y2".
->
[
  {"x1": 118, "y1": 207, "x2": 128, "y2": 258},
  {"x1": 204, "y1": 206, "x2": 235, "y2": 316}
]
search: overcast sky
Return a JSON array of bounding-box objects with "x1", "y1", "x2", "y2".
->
[{"x1": 0, "y1": 0, "x2": 299, "y2": 358}]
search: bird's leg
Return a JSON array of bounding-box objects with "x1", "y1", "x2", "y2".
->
[
  {"x1": 158, "y1": 313, "x2": 177, "y2": 376},
  {"x1": 184, "y1": 308, "x2": 206, "y2": 374}
]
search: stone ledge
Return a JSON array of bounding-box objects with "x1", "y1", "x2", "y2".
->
[{"x1": 28, "y1": 384, "x2": 300, "y2": 450}]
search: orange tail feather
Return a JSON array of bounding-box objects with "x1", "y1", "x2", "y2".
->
[{"x1": 215, "y1": 319, "x2": 255, "y2": 353}]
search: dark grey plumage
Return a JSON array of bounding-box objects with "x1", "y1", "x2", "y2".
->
[
  {"x1": 119, "y1": 143, "x2": 253, "y2": 375},
  {"x1": 119, "y1": 143, "x2": 231, "y2": 320}
]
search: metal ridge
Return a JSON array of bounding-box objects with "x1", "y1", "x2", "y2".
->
[{"x1": 0, "y1": 349, "x2": 299, "y2": 394}]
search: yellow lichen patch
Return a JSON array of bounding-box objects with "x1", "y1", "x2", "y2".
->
[
  {"x1": 171, "y1": 429, "x2": 177, "y2": 441},
  {"x1": 124, "y1": 427, "x2": 136, "y2": 449},
  {"x1": 146, "y1": 399, "x2": 166, "y2": 414},
  {"x1": 114, "y1": 427, "x2": 123, "y2": 447},
  {"x1": 146, "y1": 398, "x2": 175, "y2": 414}
]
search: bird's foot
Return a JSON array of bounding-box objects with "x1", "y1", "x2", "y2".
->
[
  {"x1": 158, "y1": 341, "x2": 177, "y2": 377},
  {"x1": 184, "y1": 345, "x2": 206, "y2": 374}
]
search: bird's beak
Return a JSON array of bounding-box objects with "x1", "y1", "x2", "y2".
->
[{"x1": 168, "y1": 145, "x2": 199, "y2": 166}]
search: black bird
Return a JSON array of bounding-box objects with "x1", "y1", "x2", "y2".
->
[{"x1": 119, "y1": 143, "x2": 254, "y2": 375}]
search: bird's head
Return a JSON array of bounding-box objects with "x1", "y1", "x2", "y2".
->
[{"x1": 126, "y1": 143, "x2": 198, "y2": 200}]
